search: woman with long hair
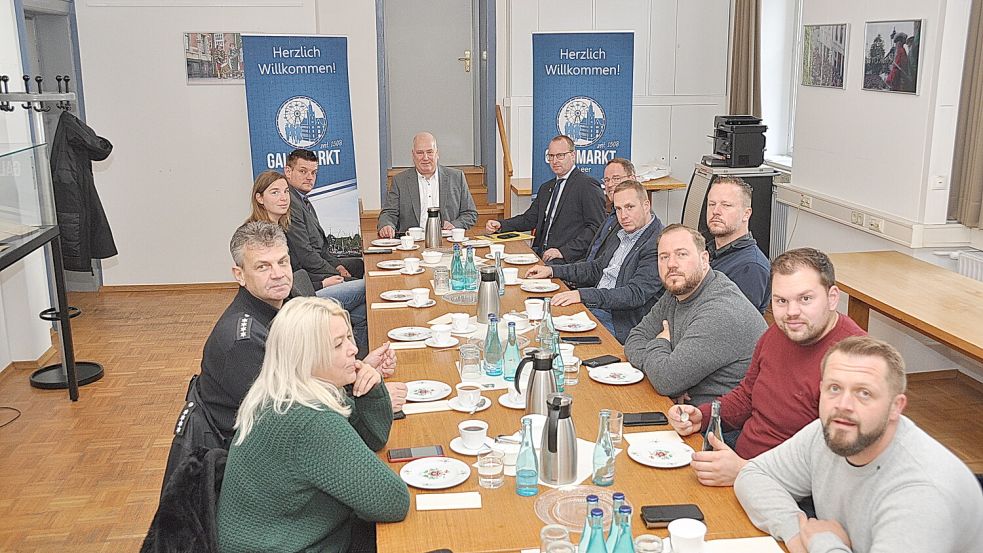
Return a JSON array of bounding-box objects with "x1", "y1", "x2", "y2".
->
[
  {"x1": 216, "y1": 297, "x2": 409, "y2": 553},
  {"x1": 248, "y1": 170, "x2": 291, "y2": 229}
]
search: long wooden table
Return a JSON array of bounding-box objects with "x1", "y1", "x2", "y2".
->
[
  {"x1": 828, "y1": 251, "x2": 983, "y2": 363},
  {"x1": 368, "y1": 238, "x2": 765, "y2": 552}
]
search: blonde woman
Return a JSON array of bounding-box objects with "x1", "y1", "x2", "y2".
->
[
  {"x1": 247, "y1": 170, "x2": 291, "y2": 229},
  {"x1": 217, "y1": 297, "x2": 409, "y2": 553}
]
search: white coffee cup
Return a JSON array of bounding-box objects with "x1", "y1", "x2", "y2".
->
[
  {"x1": 450, "y1": 313, "x2": 470, "y2": 332},
  {"x1": 430, "y1": 322, "x2": 452, "y2": 344},
  {"x1": 503, "y1": 267, "x2": 519, "y2": 284},
  {"x1": 520, "y1": 413, "x2": 547, "y2": 444},
  {"x1": 489, "y1": 243, "x2": 506, "y2": 257},
  {"x1": 422, "y1": 250, "x2": 442, "y2": 264},
  {"x1": 452, "y1": 228, "x2": 466, "y2": 241},
  {"x1": 495, "y1": 441, "x2": 520, "y2": 466},
  {"x1": 559, "y1": 343, "x2": 574, "y2": 359},
  {"x1": 400, "y1": 235, "x2": 415, "y2": 249},
  {"x1": 668, "y1": 518, "x2": 707, "y2": 553},
  {"x1": 403, "y1": 257, "x2": 421, "y2": 273},
  {"x1": 411, "y1": 287, "x2": 431, "y2": 307},
  {"x1": 455, "y1": 382, "x2": 482, "y2": 408},
  {"x1": 458, "y1": 419, "x2": 489, "y2": 450},
  {"x1": 408, "y1": 226, "x2": 424, "y2": 240},
  {"x1": 525, "y1": 299, "x2": 545, "y2": 320}
]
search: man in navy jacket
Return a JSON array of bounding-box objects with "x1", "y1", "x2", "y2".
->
[
  {"x1": 706, "y1": 177, "x2": 770, "y2": 313},
  {"x1": 524, "y1": 180, "x2": 664, "y2": 343}
]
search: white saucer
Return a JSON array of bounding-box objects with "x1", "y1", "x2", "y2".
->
[
  {"x1": 450, "y1": 324, "x2": 479, "y2": 336},
  {"x1": 520, "y1": 281, "x2": 560, "y2": 293},
  {"x1": 463, "y1": 239, "x2": 491, "y2": 248},
  {"x1": 424, "y1": 336, "x2": 460, "y2": 348},
  {"x1": 371, "y1": 238, "x2": 401, "y2": 247},
  {"x1": 497, "y1": 393, "x2": 525, "y2": 410},
  {"x1": 408, "y1": 298, "x2": 436, "y2": 308},
  {"x1": 449, "y1": 436, "x2": 495, "y2": 456},
  {"x1": 448, "y1": 396, "x2": 491, "y2": 413},
  {"x1": 376, "y1": 260, "x2": 405, "y2": 270},
  {"x1": 396, "y1": 245, "x2": 421, "y2": 251},
  {"x1": 399, "y1": 267, "x2": 425, "y2": 275},
  {"x1": 484, "y1": 253, "x2": 507, "y2": 260},
  {"x1": 447, "y1": 237, "x2": 469, "y2": 243}
]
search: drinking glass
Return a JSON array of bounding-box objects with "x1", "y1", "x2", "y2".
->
[
  {"x1": 433, "y1": 267, "x2": 451, "y2": 295},
  {"x1": 476, "y1": 450, "x2": 505, "y2": 489},
  {"x1": 608, "y1": 409, "x2": 624, "y2": 445},
  {"x1": 540, "y1": 524, "x2": 570, "y2": 551},
  {"x1": 563, "y1": 357, "x2": 581, "y2": 386},
  {"x1": 634, "y1": 534, "x2": 665, "y2": 553},
  {"x1": 544, "y1": 540, "x2": 576, "y2": 553},
  {"x1": 459, "y1": 344, "x2": 482, "y2": 382}
]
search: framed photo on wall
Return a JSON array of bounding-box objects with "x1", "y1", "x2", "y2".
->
[
  {"x1": 863, "y1": 20, "x2": 922, "y2": 94},
  {"x1": 184, "y1": 32, "x2": 244, "y2": 84},
  {"x1": 801, "y1": 24, "x2": 848, "y2": 88}
]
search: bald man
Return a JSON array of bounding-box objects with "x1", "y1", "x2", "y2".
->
[{"x1": 378, "y1": 132, "x2": 478, "y2": 237}]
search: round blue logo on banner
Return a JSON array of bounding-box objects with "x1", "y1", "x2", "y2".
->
[
  {"x1": 276, "y1": 96, "x2": 328, "y2": 148},
  {"x1": 556, "y1": 96, "x2": 606, "y2": 147}
]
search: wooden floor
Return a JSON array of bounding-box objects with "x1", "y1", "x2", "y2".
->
[{"x1": 0, "y1": 288, "x2": 981, "y2": 551}]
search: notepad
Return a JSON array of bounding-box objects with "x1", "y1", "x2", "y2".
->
[{"x1": 415, "y1": 491, "x2": 482, "y2": 511}]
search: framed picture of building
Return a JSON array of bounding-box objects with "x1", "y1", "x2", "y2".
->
[
  {"x1": 801, "y1": 24, "x2": 848, "y2": 88},
  {"x1": 184, "y1": 32, "x2": 244, "y2": 83},
  {"x1": 863, "y1": 20, "x2": 922, "y2": 94}
]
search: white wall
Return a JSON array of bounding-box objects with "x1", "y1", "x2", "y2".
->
[
  {"x1": 502, "y1": 0, "x2": 732, "y2": 220},
  {"x1": 0, "y1": 1, "x2": 59, "y2": 371}
]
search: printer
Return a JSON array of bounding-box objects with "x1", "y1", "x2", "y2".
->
[{"x1": 702, "y1": 115, "x2": 767, "y2": 168}]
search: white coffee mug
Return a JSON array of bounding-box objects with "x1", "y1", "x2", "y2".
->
[
  {"x1": 489, "y1": 243, "x2": 506, "y2": 257},
  {"x1": 411, "y1": 287, "x2": 431, "y2": 307},
  {"x1": 450, "y1": 313, "x2": 470, "y2": 332},
  {"x1": 408, "y1": 226, "x2": 424, "y2": 240},
  {"x1": 559, "y1": 343, "x2": 574, "y2": 359},
  {"x1": 403, "y1": 257, "x2": 421, "y2": 273},
  {"x1": 451, "y1": 228, "x2": 466, "y2": 241},
  {"x1": 455, "y1": 382, "x2": 482, "y2": 408},
  {"x1": 502, "y1": 267, "x2": 519, "y2": 284},
  {"x1": 458, "y1": 419, "x2": 489, "y2": 450},
  {"x1": 525, "y1": 299, "x2": 545, "y2": 320},
  {"x1": 667, "y1": 518, "x2": 707, "y2": 553},
  {"x1": 400, "y1": 235, "x2": 415, "y2": 249}
]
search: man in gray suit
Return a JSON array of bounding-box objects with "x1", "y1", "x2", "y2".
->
[{"x1": 377, "y1": 132, "x2": 478, "y2": 237}]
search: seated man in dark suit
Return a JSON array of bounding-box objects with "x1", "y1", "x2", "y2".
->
[
  {"x1": 485, "y1": 135, "x2": 605, "y2": 263},
  {"x1": 524, "y1": 180, "x2": 664, "y2": 343},
  {"x1": 377, "y1": 132, "x2": 478, "y2": 238},
  {"x1": 281, "y1": 149, "x2": 367, "y2": 354},
  {"x1": 705, "y1": 176, "x2": 770, "y2": 313}
]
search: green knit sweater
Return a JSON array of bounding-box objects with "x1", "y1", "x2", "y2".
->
[{"x1": 216, "y1": 383, "x2": 410, "y2": 553}]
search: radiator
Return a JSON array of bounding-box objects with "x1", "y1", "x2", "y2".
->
[
  {"x1": 770, "y1": 196, "x2": 790, "y2": 260},
  {"x1": 957, "y1": 250, "x2": 983, "y2": 282}
]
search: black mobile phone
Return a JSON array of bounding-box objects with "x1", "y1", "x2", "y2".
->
[
  {"x1": 640, "y1": 504, "x2": 705, "y2": 528},
  {"x1": 582, "y1": 354, "x2": 620, "y2": 368},
  {"x1": 393, "y1": 410, "x2": 406, "y2": 420},
  {"x1": 623, "y1": 412, "x2": 669, "y2": 427},
  {"x1": 387, "y1": 445, "x2": 444, "y2": 463},
  {"x1": 561, "y1": 336, "x2": 602, "y2": 345},
  {"x1": 496, "y1": 232, "x2": 519, "y2": 239}
]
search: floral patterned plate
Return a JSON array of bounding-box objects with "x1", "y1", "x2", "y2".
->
[
  {"x1": 627, "y1": 441, "x2": 695, "y2": 469},
  {"x1": 405, "y1": 380, "x2": 452, "y2": 402},
  {"x1": 553, "y1": 318, "x2": 597, "y2": 332},
  {"x1": 587, "y1": 362, "x2": 644, "y2": 385},
  {"x1": 400, "y1": 457, "x2": 471, "y2": 489},
  {"x1": 387, "y1": 326, "x2": 433, "y2": 342}
]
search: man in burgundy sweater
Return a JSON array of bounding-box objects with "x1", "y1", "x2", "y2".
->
[{"x1": 668, "y1": 248, "x2": 865, "y2": 486}]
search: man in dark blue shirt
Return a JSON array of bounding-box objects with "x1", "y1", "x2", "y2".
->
[{"x1": 705, "y1": 177, "x2": 770, "y2": 313}]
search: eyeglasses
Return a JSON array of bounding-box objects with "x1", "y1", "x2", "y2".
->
[
  {"x1": 602, "y1": 174, "x2": 630, "y2": 185},
  {"x1": 545, "y1": 151, "x2": 574, "y2": 161}
]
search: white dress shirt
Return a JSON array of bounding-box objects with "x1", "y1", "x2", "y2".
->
[{"x1": 417, "y1": 170, "x2": 440, "y2": 225}]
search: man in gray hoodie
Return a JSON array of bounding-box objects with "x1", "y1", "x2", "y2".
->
[{"x1": 625, "y1": 224, "x2": 767, "y2": 405}]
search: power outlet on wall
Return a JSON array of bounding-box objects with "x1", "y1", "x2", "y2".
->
[
  {"x1": 799, "y1": 194, "x2": 813, "y2": 209},
  {"x1": 850, "y1": 211, "x2": 865, "y2": 226},
  {"x1": 868, "y1": 217, "x2": 884, "y2": 233}
]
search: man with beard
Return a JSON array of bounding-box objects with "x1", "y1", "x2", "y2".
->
[
  {"x1": 735, "y1": 337, "x2": 983, "y2": 553},
  {"x1": 705, "y1": 177, "x2": 770, "y2": 313},
  {"x1": 625, "y1": 224, "x2": 767, "y2": 405},
  {"x1": 667, "y1": 248, "x2": 865, "y2": 486}
]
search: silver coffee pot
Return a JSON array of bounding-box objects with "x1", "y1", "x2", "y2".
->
[
  {"x1": 513, "y1": 349, "x2": 557, "y2": 416},
  {"x1": 425, "y1": 207, "x2": 441, "y2": 249},
  {"x1": 541, "y1": 392, "x2": 577, "y2": 485},
  {"x1": 476, "y1": 266, "x2": 500, "y2": 324}
]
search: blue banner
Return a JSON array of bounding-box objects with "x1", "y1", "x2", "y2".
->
[
  {"x1": 532, "y1": 32, "x2": 634, "y2": 194},
  {"x1": 242, "y1": 34, "x2": 361, "y2": 254}
]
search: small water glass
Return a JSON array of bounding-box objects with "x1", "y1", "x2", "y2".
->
[
  {"x1": 608, "y1": 409, "x2": 624, "y2": 445},
  {"x1": 459, "y1": 344, "x2": 482, "y2": 382},
  {"x1": 563, "y1": 357, "x2": 581, "y2": 386},
  {"x1": 433, "y1": 266, "x2": 451, "y2": 295},
  {"x1": 476, "y1": 450, "x2": 505, "y2": 488},
  {"x1": 544, "y1": 540, "x2": 576, "y2": 553},
  {"x1": 634, "y1": 534, "x2": 665, "y2": 553},
  {"x1": 540, "y1": 524, "x2": 570, "y2": 551}
]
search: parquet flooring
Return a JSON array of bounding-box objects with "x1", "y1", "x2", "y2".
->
[{"x1": 0, "y1": 288, "x2": 980, "y2": 551}]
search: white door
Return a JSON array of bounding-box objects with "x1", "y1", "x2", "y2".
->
[{"x1": 384, "y1": 0, "x2": 477, "y2": 166}]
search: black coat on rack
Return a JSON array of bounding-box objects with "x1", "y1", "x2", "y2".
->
[{"x1": 49, "y1": 110, "x2": 117, "y2": 272}]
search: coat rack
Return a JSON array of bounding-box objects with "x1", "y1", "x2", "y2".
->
[{"x1": 0, "y1": 73, "x2": 95, "y2": 401}]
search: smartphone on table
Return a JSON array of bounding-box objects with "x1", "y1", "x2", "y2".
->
[
  {"x1": 561, "y1": 336, "x2": 602, "y2": 345},
  {"x1": 386, "y1": 445, "x2": 445, "y2": 463},
  {"x1": 640, "y1": 504, "x2": 705, "y2": 528},
  {"x1": 623, "y1": 412, "x2": 669, "y2": 427}
]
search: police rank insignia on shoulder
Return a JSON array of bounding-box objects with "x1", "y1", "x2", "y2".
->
[{"x1": 237, "y1": 313, "x2": 253, "y2": 341}]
